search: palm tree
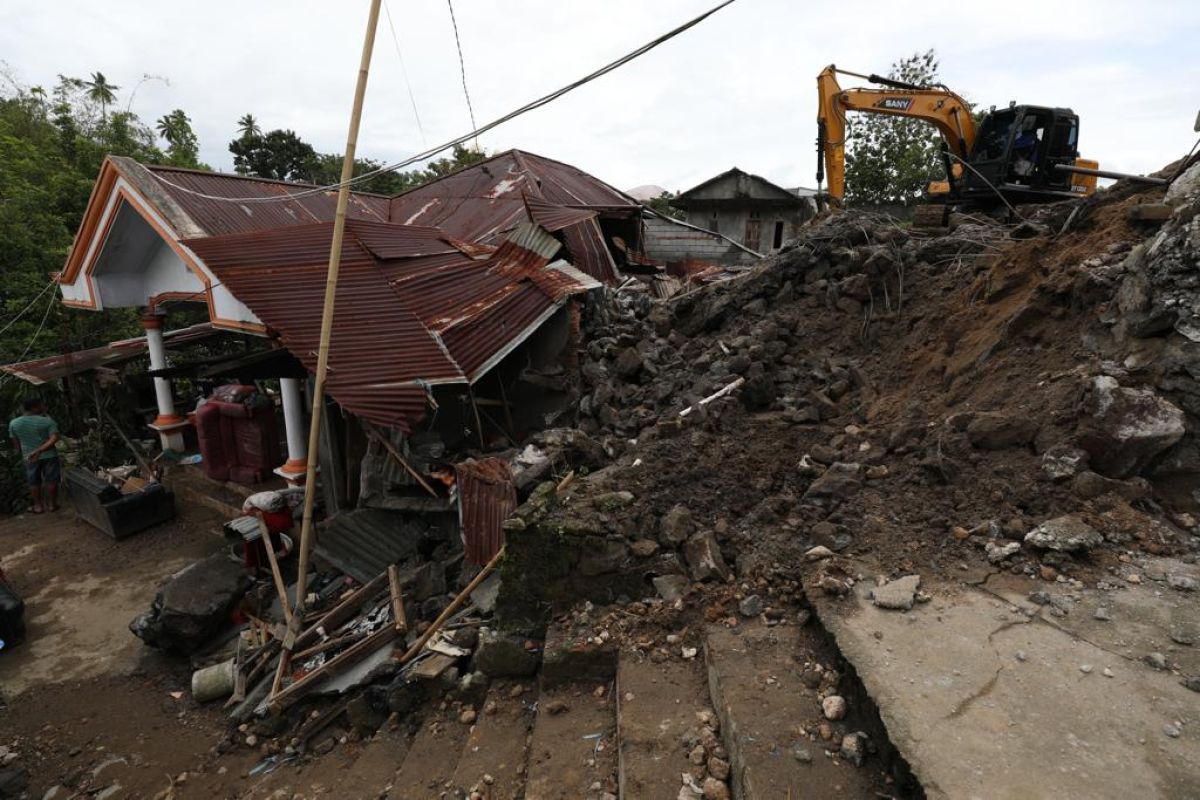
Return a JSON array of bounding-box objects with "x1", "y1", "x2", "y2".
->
[
  {"x1": 84, "y1": 72, "x2": 119, "y2": 121},
  {"x1": 237, "y1": 113, "x2": 261, "y2": 139}
]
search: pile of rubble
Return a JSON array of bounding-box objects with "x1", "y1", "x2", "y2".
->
[{"x1": 501, "y1": 160, "x2": 1200, "y2": 665}]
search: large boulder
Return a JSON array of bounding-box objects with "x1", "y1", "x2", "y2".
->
[
  {"x1": 129, "y1": 554, "x2": 251, "y2": 654},
  {"x1": 1024, "y1": 515, "x2": 1103, "y2": 553},
  {"x1": 1076, "y1": 376, "x2": 1185, "y2": 477}
]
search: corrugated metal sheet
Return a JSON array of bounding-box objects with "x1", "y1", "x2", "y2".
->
[
  {"x1": 387, "y1": 150, "x2": 638, "y2": 285},
  {"x1": 455, "y1": 458, "x2": 516, "y2": 565},
  {"x1": 1, "y1": 323, "x2": 221, "y2": 385},
  {"x1": 561, "y1": 217, "x2": 621, "y2": 284},
  {"x1": 184, "y1": 222, "x2": 463, "y2": 431},
  {"x1": 316, "y1": 508, "x2": 422, "y2": 582},
  {"x1": 183, "y1": 220, "x2": 596, "y2": 430},
  {"x1": 146, "y1": 165, "x2": 389, "y2": 237}
]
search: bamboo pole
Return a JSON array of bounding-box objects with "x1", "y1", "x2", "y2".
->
[
  {"x1": 397, "y1": 546, "x2": 505, "y2": 665},
  {"x1": 292, "y1": 0, "x2": 385, "y2": 619},
  {"x1": 257, "y1": 514, "x2": 292, "y2": 624}
]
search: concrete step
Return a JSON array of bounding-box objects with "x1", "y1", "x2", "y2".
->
[
  {"x1": 524, "y1": 681, "x2": 618, "y2": 800},
  {"x1": 616, "y1": 650, "x2": 714, "y2": 799},
  {"x1": 449, "y1": 680, "x2": 537, "y2": 799},
  {"x1": 705, "y1": 620, "x2": 887, "y2": 799},
  {"x1": 391, "y1": 708, "x2": 473, "y2": 799},
  {"x1": 325, "y1": 726, "x2": 411, "y2": 797}
]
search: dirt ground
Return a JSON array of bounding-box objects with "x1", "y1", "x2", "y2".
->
[{"x1": 0, "y1": 480, "x2": 269, "y2": 798}]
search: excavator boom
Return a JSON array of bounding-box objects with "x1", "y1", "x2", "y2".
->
[{"x1": 817, "y1": 65, "x2": 976, "y2": 204}]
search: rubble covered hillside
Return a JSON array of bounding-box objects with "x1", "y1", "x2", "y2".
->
[{"x1": 502, "y1": 162, "x2": 1200, "y2": 627}]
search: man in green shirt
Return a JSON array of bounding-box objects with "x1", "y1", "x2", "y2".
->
[{"x1": 9, "y1": 397, "x2": 60, "y2": 513}]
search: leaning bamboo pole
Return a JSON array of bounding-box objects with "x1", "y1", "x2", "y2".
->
[{"x1": 292, "y1": 0, "x2": 384, "y2": 619}]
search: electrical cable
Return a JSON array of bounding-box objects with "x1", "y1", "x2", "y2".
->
[
  {"x1": 444, "y1": 0, "x2": 478, "y2": 149},
  {"x1": 0, "y1": 280, "x2": 57, "y2": 338},
  {"x1": 942, "y1": 151, "x2": 1025, "y2": 221},
  {"x1": 3, "y1": 286, "x2": 57, "y2": 369},
  {"x1": 149, "y1": 0, "x2": 738, "y2": 204},
  {"x1": 383, "y1": 0, "x2": 427, "y2": 146}
]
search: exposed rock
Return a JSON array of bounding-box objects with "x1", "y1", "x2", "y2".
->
[
  {"x1": 804, "y1": 545, "x2": 835, "y2": 561},
  {"x1": 1167, "y1": 575, "x2": 1199, "y2": 592},
  {"x1": 802, "y1": 462, "x2": 864, "y2": 501},
  {"x1": 684, "y1": 531, "x2": 731, "y2": 582},
  {"x1": 986, "y1": 541, "x2": 1021, "y2": 564},
  {"x1": 840, "y1": 732, "x2": 869, "y2": 767},
  {"x1": 128, "y1": 554, "x2": 252, "y2": 654},
  {"x1": 1041, "y1": 446, "x2": 1089, "y2": 481},
  {"x1": 870, "y1": 575, "x2": 921, "y2": 610},
  {"x1": 614, "y1": 348, "x2": 644, "y2": 380},
  {"x1": 474, "y1": 629, "x2": 539, "y2": 677},
  {"x1": 1076, "y1": 376, "x2": 1185, "y2": 478},
  {"x1": 1024, "y1": 515, "x2": 1103, "y2": 553},
  {"x1": 1144, "y1": 652, "x2": 1168, "y2": 671},
  {"x1": 577, "y1": 537, "x2": 629, "y2": 576},
  {"x1": 966, "y1": 412, "x2": 1038, "y2": 450},
  {"x1": 737, "y1": 595, "x2": 763, "y2": 617},
  {"x1": 1070, "y1": 471, "x2": 1150, "y2": 501},
  {"x1": 630, "y1": 539, "x2": 660, "y2": 558},
  {"x1": 653, "y1": 575, "x2": 689, "y2": 602},
  {"x1": 701, "y1": 777, "x2": 730, "y2": 800},
  {"x1": 822, "y1": 695, "x2": 847, "y2": 721},
  {"x1": 660, "y1": 504, "x2": 695, "y2": 545}
]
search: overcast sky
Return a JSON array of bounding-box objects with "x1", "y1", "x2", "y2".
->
[{"x1": 3, "y1": 0, "x2": 1199, "y2": 193}]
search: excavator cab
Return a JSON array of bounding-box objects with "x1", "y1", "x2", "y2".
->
[{"x1": 959, "y1": 105, "x2": 1094, "y2": 202}]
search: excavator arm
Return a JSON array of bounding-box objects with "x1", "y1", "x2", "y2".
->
[{"x1": 817, "y1": 65, "x2": 976, "y2": 204}]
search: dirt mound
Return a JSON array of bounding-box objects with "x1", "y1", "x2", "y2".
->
[{"x1": 512, "y1": 174, "x2": 1200, "y2": 609}]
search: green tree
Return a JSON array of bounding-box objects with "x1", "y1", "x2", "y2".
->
[
  {"x1": 844, "y1": 49, "x2": 959, "y2": 207},
  {"x1": 155, "y1": 108, "x2": 202, "y2": 168},
  {"x1": 83, "y1": 71, "x2": 119, "y2": 121},
  {"x1": 229, "y1": 127, "x2": 317, "y2": 181},
  {"x1": 645, "y1": 191, "x2": 684, "y2": 220},
  {"x1": 236, "y1": 113, "x2": 260, "y2": 139}
]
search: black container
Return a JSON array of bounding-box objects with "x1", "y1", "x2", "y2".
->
[{"x1": 0, "y1": 569, "x2": 25, "y2": 649}]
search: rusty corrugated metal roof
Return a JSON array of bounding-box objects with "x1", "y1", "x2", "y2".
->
[
  {"x1": 0, "y1": 323, "x2": 222, "y2": 385},
  {"x1": 183, "y1": 220, "x2": 595, "y2": 430},
  {"x1": 455, "y1": 457, "x2": 516, "y2": 565},
  {"x1": 146, "y1": 165, "x2": 390, "y2": 237},
  {"x1": 387, "y1": 149, "x2": 638, "y2": 285}
]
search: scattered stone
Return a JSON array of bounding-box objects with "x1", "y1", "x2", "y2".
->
[
  {"x1": 688, "y1": 745, "x2": 706, "y2": 766},
  {"x1": 661, "y1": 504, "x2": 695, "y2": 545},
  {"x1": 1103, "y1": 668, "x2": 1115, "y2": 678},
  {"x1": 1163, "y1": 724, "x2": 1182, "y2": 739},
  {"x1": 1080, "y1": 664, "x2": 1094, "y2": 674},
  {"x1": 1169, "y1": 623, "x2": 1196, "y2": 647},
  {"x1": 630, "y1": 540, "x2": 660, "y2": 558},
  {"x1": 1167, "y1": 575, "x2": 1199, "y2": 592},
  {"x1": 1041, "y1": 446, "x2": 1089, "y2": 481},
  {"x1": 792, "y1": 746, "x2": 813, "y2": 764},
  {"x1": 1093, "y1": 607, "x2": 1112, "y2": 621},
  {"x1": 865, "y1": 465, "x2": 889, "y2": 480},
  {"x1": 707, "y1": 756, "x2": 730, "y2": 781},
  {"x1": 803, "y1": 462, "x2": 864, "y2": 501},
  {"x1": 738, "y1": 595, "x2": 763, "y2": 617},
  {"x1": 1144, "y1": 652, "x2": 1168, "y2": 671},
  {"x1": 460, "y1": 708, "x2": 477, "y2": 725},
  {"x1": 869, "y1": 575, "x2": 921, "y2": 611},
  {"x1": 1181, "y1": 676, "x2": 1200, "y2": 693},
  {"x1": 1024, "y1": 515, "x2": 1103, "y2": 553},
  {"x1": 653, "y1": 575, "x2": 689, "y2": 603},
  {"x1": 544, "y1": 699, "x2": 569, "y2": 715},
  {"x1": 804, "y1": 545, "x2": 835, "y2": 561},
  {"x1": 821, "y1": 695, "x2": 847, "y2": 721},
  {"x1": 683, "y1": 531, "x2": 732, "y2": 582},
  {"x1": 840, "y1": 732, "x2": 869, "y2": 767},
  {"x1": 702, "y1": 776, "x2": 730, "y2": 800},
  {"x1": 797, "y1": 454, "x2": 826, "y2": 477},
  {"x1": 986, "y1": 541, "x2": 1021, "y2": 564}
]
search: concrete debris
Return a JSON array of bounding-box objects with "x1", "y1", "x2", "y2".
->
[
  {"x1": 1024, "y1": 515, "x2": 1103, "y2": 553},
  {"x1": 870, "y1": 575, "x2": 921, "y2": 611},
  {"x1": 821, "y1": 695, "x2": 847, "y2": 721}
]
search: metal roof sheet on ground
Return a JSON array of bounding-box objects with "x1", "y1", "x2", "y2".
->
[
  {"x1": 145, "y1": 165, "x2": 390, "y2": 237},
  {"x1": 315, "y1": 508, "x2": 424, "y2": 582},
  {"x1": 454, "y1": 458, "x2": 517, "y2": 565},
  {"x1": 0, "y1": 323, "x2": 222, "y2": 385}
]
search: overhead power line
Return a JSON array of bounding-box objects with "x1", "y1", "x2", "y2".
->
[
  {"x1": 444, "y1": 0, "x2": 478, "y2": 149},
  {"x1": 383, "y1": 0, "x2": 427, "y2": 146},
  {"x1": 150, "y1": 0, "x2": 738, "y2": 204},
  {"x1": 0, "y1": 280, "x2": 57, "y2": 339}
]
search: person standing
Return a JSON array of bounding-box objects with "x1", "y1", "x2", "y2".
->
[{"x1": 9, "y1": 397, "x2": 60, "y2": 513}]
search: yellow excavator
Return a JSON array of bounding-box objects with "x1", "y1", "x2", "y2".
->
[{"x1": 816, "y1": 65, "x2": 1103, "y2": 223}]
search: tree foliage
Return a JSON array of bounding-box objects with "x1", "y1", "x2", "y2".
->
[
  {"x1": 155, "y1": 108, "x2": 204, "y2": 168},
  {"x1": 645, "y1": 191, "x2": 685, "y2": 220},
  {"x1": 844, "y1": 50, "x2": 960, "y2": 207}
]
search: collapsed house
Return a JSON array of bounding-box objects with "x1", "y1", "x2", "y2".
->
[{"x1": 671, "y1": 166, "x2": 818, "y2": 254}]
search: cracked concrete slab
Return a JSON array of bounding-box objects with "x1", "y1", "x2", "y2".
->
[{"x1": 812, "y1": 578, "x2": 1200, "y2": 800}]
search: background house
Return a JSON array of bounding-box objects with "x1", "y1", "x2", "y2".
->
[{"x1": 670, "y1": 168, "x2": 817, "y2": 254}]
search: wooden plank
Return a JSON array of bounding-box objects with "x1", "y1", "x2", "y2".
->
[
  {"x1": 387, "y1": 564, "x2": 407, "y2": 633},
  {"x1": 409, "y1": 652, "x2": 458, "y2": 680},
  {"x1": 257, "y1": 514, "x2": 292, "y2": 624},
  {"x1": 294, "y1": 571, "x2": 389, "y2": 651}
]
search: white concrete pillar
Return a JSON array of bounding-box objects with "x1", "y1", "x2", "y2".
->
[
  {"x1": 142, "y1": 312, "x2": 188, "y2": 452},
  {"x1": 276, "y1": 377, "x2": 308, "y2": 484}
]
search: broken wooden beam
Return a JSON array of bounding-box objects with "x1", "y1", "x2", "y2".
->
[
  {"x1": 257, "y1": 514, "x2": 292, "y2": 624},
  {"x1": 398, "y1": 546, "x2": 505, "y2": 665},
  {"x1": 294, "y1": 571, "x2": 390, "y2": 651},
  {"x1": 387, "y1": 564, "x2": 408, "y2": 633},
  {"x1": 269, "y1": 624, "x2": 400, "y2": 713},
  {"x1": 365, "y1": 427, "x2": 439, "y2": 498}
]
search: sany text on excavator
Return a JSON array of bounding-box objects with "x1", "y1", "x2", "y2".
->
[{"x1": 815, "y1": 65, "x2": 1101, "y2": 221}]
